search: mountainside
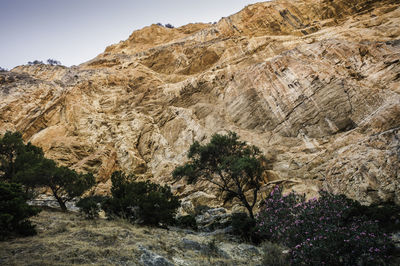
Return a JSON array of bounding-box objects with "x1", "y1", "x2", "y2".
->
[{"x1": 1, "y1": 0, "x2": 399, "y2": 207}]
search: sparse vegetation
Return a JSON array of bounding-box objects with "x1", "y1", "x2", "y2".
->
[
  {"x1": 0, "y1": 67, "x2": 7, "y2": 72},
  {"x1": 46, "y1": 59, "x2": 61, "y2": 65},
  {"x1": 0, "y1": 209, "x2": 262, "y2": 265},
  {"x1": 173, "y1": 131, "x2": 267, "y2": 219},
  {"x1": 27, "y1": 59, "x2": 61, "y2": 66},
  {"x1": 27, "y1": 60, "x2": 44, "y2": 65},
  {"x1": 0, "y1": 131, "x2": 398, "y2": 265},
  {"x1": 155, "y1": 23, "x2": 174, "y2": 28},
  {"x1": 102, "y1": 171, "x2": 180, "y2": 226}
]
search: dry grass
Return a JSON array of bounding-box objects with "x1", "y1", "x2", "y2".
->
[{"x1": 0, "y1": 209, "x2": 262, "y2": 265}]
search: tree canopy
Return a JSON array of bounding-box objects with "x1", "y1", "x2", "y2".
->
[
  {"x1": 173, "y1": 131, "x2": 266, "y2": 219},
  {"x1": 0, "y1": 131, "x2": 95, "y2": 211},
  {"x1": 0, "y1": 131, "x2": 27, "y2": 181},
  {"x1": 0, "y1": 182, "x2": 41, "y2": 239},
  {"x1": 102, "y1": 171, "x2": 180, "y2": 226}
]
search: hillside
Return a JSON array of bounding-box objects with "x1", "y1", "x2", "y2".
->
[
  {"x1": 0, "y1": 0, "x2": 399, "y2": 209},
  {"x1": 0, "y1": 209, "x2": 263, "y2": 265}
]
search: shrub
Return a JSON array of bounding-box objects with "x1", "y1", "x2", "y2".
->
[
  {"x1": 102, "y1": 171, "x2": 180, "y2": 226},
  {"x1": 27, "y1": 59, "x2": 61, "y2": 66},
  {"x1": 175, "y1": 215, "x2": 197, "y2": 230},
  {"x1": 256, "y1": 186, "x2": 394, "y2": 265},
  {"x1": 256, "y1": 186, "x2": 305, "y2": 244},
  {"x1": 27, "y1": 60, "x2": 44, "y2": 65},
  {"x1": 289, "y1": 218, "x2": 393, "y2": 265},
  {"x1": 349, "y1": 202, "x2": 400, "y2": 233},
  {"x1": 231, "y1": 212, "x2": 258, "y2": 243},
  {"x1": 46, "y1": 59, "x2": 61, "y2": 65},
  {"x1": 0, "y1": 67, "x2": 7, "y2": 72},
  {"x1": 77, "y1": 196, "x2": 106, "y2": 219},
  {"x1": 0, "y1": 182, "x2": 41, "y2": 240}
]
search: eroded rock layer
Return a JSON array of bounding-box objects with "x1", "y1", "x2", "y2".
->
[{"x1": 1, "y1": 0, "x2": 399, "y2": 206}]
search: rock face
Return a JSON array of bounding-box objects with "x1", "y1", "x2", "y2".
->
[{"x1": 1, "y1": 0, "x2": 399, "y2": 205}]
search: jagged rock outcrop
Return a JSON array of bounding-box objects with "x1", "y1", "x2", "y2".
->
[{"x1": 1, "y1": 0, "x2": 399, "y2": 205}]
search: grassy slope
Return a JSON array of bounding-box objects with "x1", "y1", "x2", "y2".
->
[{"x1": 0, "y1": 209, "x2": 262, "y2": 265}]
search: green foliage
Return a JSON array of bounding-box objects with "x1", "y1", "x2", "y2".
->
[
  {"x1": 230, "y1": 212, "x2": 259, "y2": 243},
  {"x1": 173, "y1": 131, "x2": 266, "y2": 219},
  {"x1": 0, "y1": 131, "x2": 49, "y2": 199},
  {"x1": 349, "y1": 202, "x2": 400, "y2": 233},
  {"x1": 256, "y1": 187, "x2": 395, "y2": 265},
  {"x1": 50, "y1": 166, "x2": 95, "y2": 210},
  {"x1": 0, "y1": 182, "x2": 41, "y2": 240},
  {"x1": 0, "y1": 131, "x2": 95, "y2": 211},
  {"x1": 0, "y1": 131, "x2": 25, "y2": 181},
  {"x1": 175, "y1": 215, "x2": 197, "y2": 230},
  {"x1": 17, "y1": 157, "x2": 96, "y2": 211},
  {"x1": 77, "y1": 196, "x2": 106, "y2": 219},
  {"x1": 102, "y1": 171, "x2": 180, "y2": 226},
  {"x1": 13, "y1": 144, "x2": 48, "y2": 192}
]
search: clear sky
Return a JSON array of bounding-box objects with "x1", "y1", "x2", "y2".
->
[{"x1": 0, "y1": 0, "x2": 263, "y2": 70}]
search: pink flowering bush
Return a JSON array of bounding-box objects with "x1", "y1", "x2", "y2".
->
[{"x1": 256, "y1": 186, "x2": 394, "y2": 265}]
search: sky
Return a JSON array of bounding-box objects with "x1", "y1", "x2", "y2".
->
[{"x1": 0, "y1": 0, "x2": 263, "y2": 70}]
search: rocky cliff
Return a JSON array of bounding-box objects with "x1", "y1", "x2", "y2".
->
[{"x1": 1, "y1": 0, "x2": 399, "y2": 207}]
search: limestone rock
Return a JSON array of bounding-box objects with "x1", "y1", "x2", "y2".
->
[
  {"x1": 139, "y1": 245, "x2": 173, "y2": 266},
  {"x1": 1, "y1": 0, "x2": 399, "y2": 205}
]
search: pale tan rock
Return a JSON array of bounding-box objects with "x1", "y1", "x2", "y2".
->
[{"x1": 1, "y1": 0, "x2": 399, "y2": 206}]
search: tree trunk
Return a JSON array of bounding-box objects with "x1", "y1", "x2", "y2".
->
[
  {"x1": 55, "y1": 195, "x2": 67, "y2": 212},
  {"x1": 52, "y1": 189, "x2": 67, "y2": 211},
  {"x1": 242, "y1": 199, "x2": 255, "y2": 220}
]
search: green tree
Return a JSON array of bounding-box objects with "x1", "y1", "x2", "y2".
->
[
  {"x1": 102, "y1": 171, "x2": 180, "y2": 226},
  {"x1": 0, "y1": 131, "x2": 45, "y2": 187},
  {"x1": 0, "y1": 131, "x2": 95, "y2": 211},
  {"x1": 0, "y1": 131, "x2": 25, "y2": 181},
  {"x1": 37, "y1": 160, "x2": 95, "y2": 211},
  {"x1": 0, "y1": 182, "x2": 41, "y2": 240},
  {"x1": 16, "y1": 158, "x2": 95, "y2": 211},
  {"x1": 173, "y1": 131, "x2": 266, "y2": 219}
]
